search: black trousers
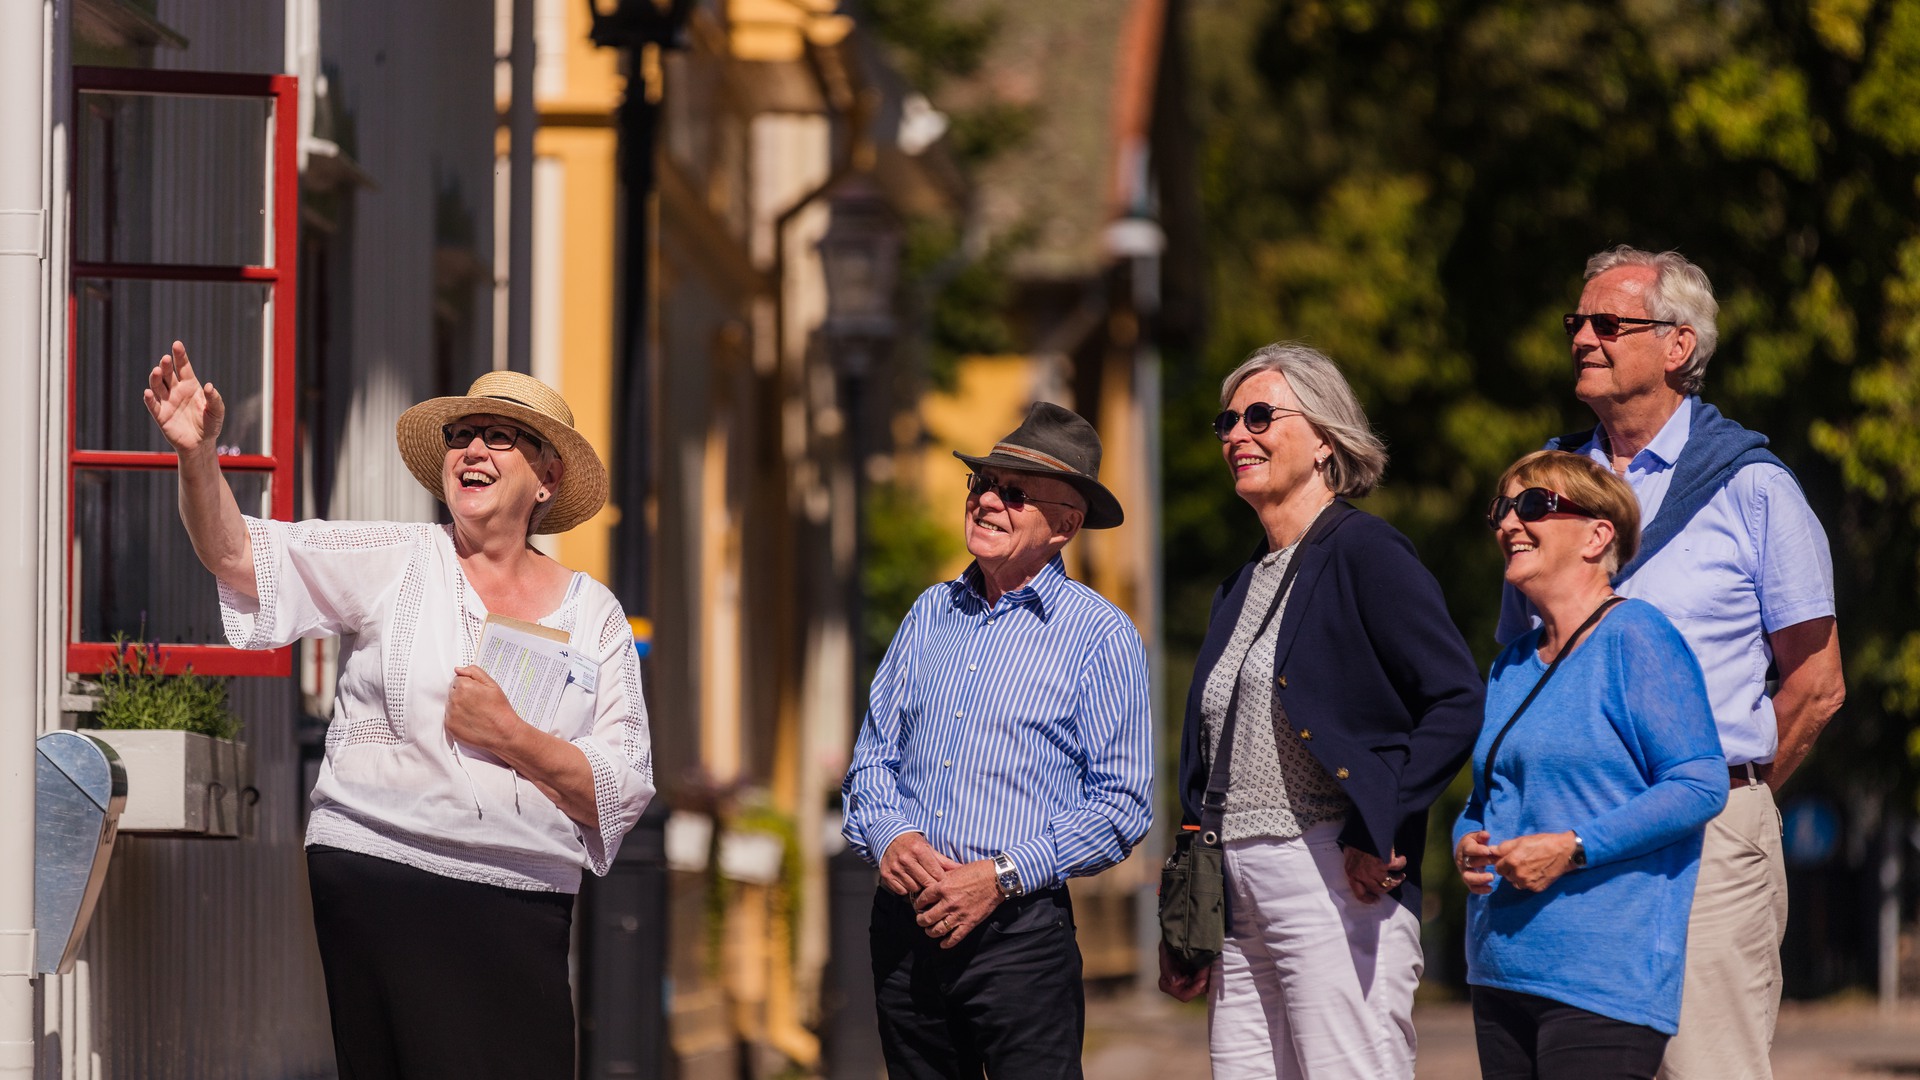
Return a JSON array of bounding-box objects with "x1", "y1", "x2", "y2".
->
[
  {"x1": 870, "y1": 886, "x2": 1085, "y2": 1080},
  {"x1": 1472, "y1": 986, "x2": 1670, "y2": 1080},
  {"x1": 306, "y1": 845, "x2": 576, "y2": 1080}
]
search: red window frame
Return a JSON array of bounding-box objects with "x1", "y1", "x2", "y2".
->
[{"x1": 67, "y1": 67, "x2": 298, "y2": 677}]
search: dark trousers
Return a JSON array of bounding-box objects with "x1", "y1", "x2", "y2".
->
[
  {"x1": 1472, "y1": 985, "x2": 1670, "y2": 1080},
  {"x1": 307, "y1": 845, "x2": 576, "y2": 1080},
  {"x1": 870, "y1": 886, "x2": 1085, "y2": 1080}
]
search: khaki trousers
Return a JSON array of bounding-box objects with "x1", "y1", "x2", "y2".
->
[{"x1": 1657, "y1": 780, "x2": 1788, "y2": 1080}]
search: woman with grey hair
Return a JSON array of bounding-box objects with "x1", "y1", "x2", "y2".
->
[{"x1": 1159, "y1": 343, "x2": 1484, "y2": 1079}]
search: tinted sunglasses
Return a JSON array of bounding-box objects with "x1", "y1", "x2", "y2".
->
[
  {"x1": 965, "y1": 471, "x2": 1079, "y2": 511},
  {"x1": 1486, "y1": 487, "x2": 1599, "y2": 530},
  {"x1": 443, "y1": 422, "x2": 544, "y2": 454},
  {"x1": 1562, "y1": 312, "x2": 1677, "y2": 339},
  {"x1": 1213, "y1": 401, "x2": 1307, "y2": 442}
]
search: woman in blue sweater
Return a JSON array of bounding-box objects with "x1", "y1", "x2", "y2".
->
[{"x1": 1455, "y1": 450, "x2": 1726, "y2": 1080}]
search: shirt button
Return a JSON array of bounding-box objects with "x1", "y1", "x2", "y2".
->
[
  {"x1": 968, "y1": 664, "x2": 977, "y2": 672},
  {"x1": 943, "y1": 760, "x2": 953, "y2": 768},
  {"x1": 954, "y1": 711, "x2": 963, "y2": 718},
  {"x1": 935, "y1": 810, "x2": 944, "y2": 818}
]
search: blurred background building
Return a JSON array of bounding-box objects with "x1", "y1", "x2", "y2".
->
[{"x1": 10, "y1": 0, "x2": 1184, "y2": 1077}]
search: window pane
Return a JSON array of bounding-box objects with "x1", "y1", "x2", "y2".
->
[
  {"x1": 72, "y1": 469, "x2": 271, "y2": 648},
  {"x1": 75, "y1": 278, "x2": 270, "y2": 455},
  {"x1": 75, "y1": 92, "x2": 272, "y2": 268}
]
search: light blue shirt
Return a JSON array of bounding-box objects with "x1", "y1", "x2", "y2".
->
[
  {"x1": 1499, "y1": 399, "x2": 1837, "y2": 764},
  {"x1": 1458, "y1": 600, "x2": 1727, "y2": 1034},
  {"x1": 841, "y1": 555, "x2": 1154, "y2": 891}
]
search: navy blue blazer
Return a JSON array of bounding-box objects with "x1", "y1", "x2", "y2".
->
[{"x1": 1177, "y1": 501, "x2": 1485, "y2": 917}]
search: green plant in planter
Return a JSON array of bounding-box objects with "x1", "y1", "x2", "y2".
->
[{"x1": 90, "y1": 633, "x2": 239, "y2": 740}]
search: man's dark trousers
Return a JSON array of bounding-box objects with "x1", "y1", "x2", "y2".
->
[{"x1": 869, "y1": 886, "x2": 1084, "y2": 1079}]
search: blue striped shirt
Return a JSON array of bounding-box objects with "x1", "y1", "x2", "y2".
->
[{"x1": 841, "y1": 555, "x2": 1154, "y2": 891}]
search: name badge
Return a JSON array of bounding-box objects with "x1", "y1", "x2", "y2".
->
[{"x1": 567, "y1": 653, "x2": 600, "y2": 694}]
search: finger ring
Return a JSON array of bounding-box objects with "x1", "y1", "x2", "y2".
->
[{"x1": 1379, "y1": 877, "x2": 1395, "y2": 889}]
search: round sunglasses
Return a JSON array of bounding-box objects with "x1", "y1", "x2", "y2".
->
[
  {"x1": 1562, "y1": 312, "x2": 1677, "y2": 339},
  {"x1": 965, "y1": 471, "x2": 1079, "y2": 511},
  {"x1": 1213, "y1": 401, "x2": 1307, "y2": 442},
  {"x1": 1486, "y1": 487, "x2": 1599, "y2": 530}
]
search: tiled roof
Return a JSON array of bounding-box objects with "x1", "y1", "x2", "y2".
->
[{"x1": 938, "y1": 0, "x2": 1162, "y2": 282}]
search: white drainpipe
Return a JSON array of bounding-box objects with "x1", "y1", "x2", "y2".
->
[{"x1": 0, "y1": 0, "x2": 47, "y2": 1074}]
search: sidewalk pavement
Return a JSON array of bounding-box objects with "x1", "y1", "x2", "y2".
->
[{"x1": 1085, "y1": 987, "x2": 1920, "y2": 1078}]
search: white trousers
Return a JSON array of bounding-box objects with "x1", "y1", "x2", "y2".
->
[{"x1": 1208, "y1": 824, "x2": 1424, "y2": 1080}]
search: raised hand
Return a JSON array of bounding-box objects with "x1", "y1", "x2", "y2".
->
[{"x1": 143, "y1": 340, "x2": 226, "y2": 457}]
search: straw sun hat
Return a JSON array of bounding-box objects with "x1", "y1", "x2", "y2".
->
[{"x1": 395, "y1": 371, "x2": 609, "y2": 534}]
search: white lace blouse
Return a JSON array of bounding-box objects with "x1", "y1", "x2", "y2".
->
[{"x1": 219, "y1": 517, "x2": 656, "y2": 893}]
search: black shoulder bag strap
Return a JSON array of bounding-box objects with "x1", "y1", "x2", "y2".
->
[
  {"x1": 1464, "y1": 595, "x2": 1625, "y2": 820},
  {"x1": 1199, "y1": 503, "x2": 1347, "y2": 845}
]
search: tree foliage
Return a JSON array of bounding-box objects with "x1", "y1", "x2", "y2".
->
[{"x1": 1170, "y1": 0, "x2": 1920, "y2": 814}]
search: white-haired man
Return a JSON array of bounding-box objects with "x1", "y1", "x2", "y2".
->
[{"x1": 1499, "y1": 246, "x2": 1845, "y2": 1079}]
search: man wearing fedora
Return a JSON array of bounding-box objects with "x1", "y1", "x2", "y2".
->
[{"x1": 842, "y1": 401, "x2": 1154, "y2": 1079}]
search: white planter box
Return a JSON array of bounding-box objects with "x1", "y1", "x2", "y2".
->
[{"x1": 82, "y1": 730, "x2": 251, "y2": 837}]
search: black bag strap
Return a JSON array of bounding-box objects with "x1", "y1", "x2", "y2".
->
[
  {"x1": 1465, "y1": 595, "x2": 1625, "y2": 818},
  {"x1": 1199, "y1": 503, "x2": 1345, "y2": 845}
]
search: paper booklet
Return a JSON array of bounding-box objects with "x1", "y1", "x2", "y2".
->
[{"x1": 476, "y1": 613, "x2": 574, "y2": 732}]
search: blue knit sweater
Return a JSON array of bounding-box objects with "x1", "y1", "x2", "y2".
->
[{"x1": 1453, "y1": 599, "x2": 1727, "y2": 1033}]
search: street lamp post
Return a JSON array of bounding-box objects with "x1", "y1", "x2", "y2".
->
[
  {"x1": 817, "y1": 180, "x2": 900, "y2": 1080},
  {"x1": 817, "y1": 178, "x2": 900, "y2": 714},
  {"x1": 580, "y1": 3, "x2": 695, "y2": 1078}
]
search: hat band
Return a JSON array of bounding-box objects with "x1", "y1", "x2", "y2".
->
[
  {"x1": 990, "y1": 442, "x2": 1080, "y2": 475},
  {"x1": 484, "y1": 393, "x2": 536, "y2": 410}
]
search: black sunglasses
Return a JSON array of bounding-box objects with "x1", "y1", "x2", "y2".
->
[
  {"x1": 443, "y1": 422, "x2": 544, "y2": 454},
  {"x1": 966, "y1": 471, "x2": 1079, "y2": 511},
  {"x1": 1562, "y1": 312, "x2": 1678, "y2": 339},
  {"x1": 1486, "y1": 487, "x2": 1600, "y2": 530},
  {"x1": 1213, "y1": 402, "x2": 1307, "y2": 442}
]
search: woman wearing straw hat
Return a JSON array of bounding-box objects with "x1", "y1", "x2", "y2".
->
[{"x1": 144, "y1": 340, "x2": 653, "y2": 1080}]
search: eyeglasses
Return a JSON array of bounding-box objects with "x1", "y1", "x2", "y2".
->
[
  {"x1": 1213, "y1": 402, "x2": 1307, "y2": 442},
  {"x1": 965, "y1": 471, "x2": 1079, "y2": 511},
  {"x1": 1486, "y1": 487, "x2": 1600, "y2": 530},
  {"x1": 1562, "y1": 312, "x2": 1678, "y2": 339},
  {"x1": 443, "y1": 422, "x2": 544, "y2": 454}
]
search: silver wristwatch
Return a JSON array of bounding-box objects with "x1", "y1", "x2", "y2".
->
[{"x1": 992, "y1": 852, "x2": 1024, "y2": 898}]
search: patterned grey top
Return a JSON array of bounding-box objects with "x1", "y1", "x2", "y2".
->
[{"x1": 1200, "y1": 540, "x2": 1351, "y2": 841}]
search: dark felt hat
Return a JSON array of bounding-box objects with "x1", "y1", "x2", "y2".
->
[{"x1": 952, "y1": 401, "x2": 1124, "y2": 529}]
